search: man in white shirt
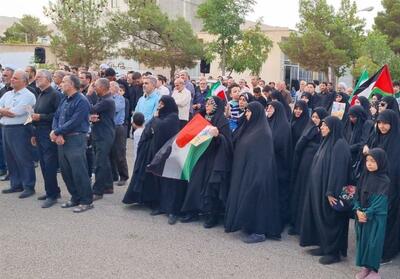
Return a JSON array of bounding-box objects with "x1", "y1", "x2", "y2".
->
[
  {"x1": 172, "y1": 78, "x2": 191, "y2": 129},
  {"x1": 156, "y1": 75, "x2": 170, "y2": 96}
]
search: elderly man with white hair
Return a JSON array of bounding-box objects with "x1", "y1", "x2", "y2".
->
[
  {"x1": 0, "y1": 70, "x2": 37, "y2": 198},
  {"x1": 31, "y1": 69, "x2": 63, "y2": 208}
]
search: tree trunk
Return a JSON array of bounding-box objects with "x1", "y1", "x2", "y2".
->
[
  {"x1": 221, "y1": 40, "x2": 226, "y2": 76},
  {"x1": 170, "y1": 64, "x2": 176, "y2": 82}
]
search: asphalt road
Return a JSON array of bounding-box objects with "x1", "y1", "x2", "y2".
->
[{"x1": 0, "y1": 139, "x2": 399, "y2": 279}]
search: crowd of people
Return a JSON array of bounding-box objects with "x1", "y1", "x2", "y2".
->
[{"x1": 1, "y1": 63, "x2": 400, "y2": 279}]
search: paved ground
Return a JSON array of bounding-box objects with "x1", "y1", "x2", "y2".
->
[{"x1": 0, "y1": 139, "x2": 399, "y2": 279}]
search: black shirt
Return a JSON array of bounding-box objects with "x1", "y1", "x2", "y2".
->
[
  {"x1": 0, "y1": 84, "x2": 12, "y2": 98},
  {"x1": 89, "y1": 93, "x2": 116, "y2": 141},
  {"x1": 34, "y1": 86, "x2": 63, "y2": 127}
]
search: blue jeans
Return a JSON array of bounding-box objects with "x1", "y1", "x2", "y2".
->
[
  {"x1": 35, "y1": 126, "x2": 60, "y2": 198},
  {"x1": 3, "y1": 125, "x2": 35, "y2": 190},
  {"x1": 58, "y1": 134, "x2": 93, "y2": 205}
]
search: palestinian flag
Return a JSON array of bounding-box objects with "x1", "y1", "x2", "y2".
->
[
  {"x1": 147, "y1": 114, "x2": 213, "y2": 181},
  {"x1": 206, "y1": 81, "x2": 227, "y2": 100},
  {"x1": 350, "y1": 65, "x2": 394, "y2": 105},
  {"x1": 349, "y1": 70, "x2": 368, "y2": 105}
]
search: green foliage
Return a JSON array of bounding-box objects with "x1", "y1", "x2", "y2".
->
[
  {"x1": 279, "y1": 0, "x2": 365, "y2": 77},
  {"x1": 1, "y1": 15, "x2": 49, "y2": 44},
  {"x1": 226, "y1": 23, "x2": 273, "y2": 75},
  {"x1": 44, "y1": 0, "x2": 116, "y2": 67},
  {"x1": 109, "y1": 0, "x2": 203, "y2": 79},
  {"x1": 197, "y1": 0, "x2": 261, "y2": 75},
  {"x1": 375, "y1": 0, "x2": 400, "y2": 54},
  {"x1": 353, "y1": 30, "x2": 400, "y2": 80}
]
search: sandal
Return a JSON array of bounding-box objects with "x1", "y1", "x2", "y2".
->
[
  {"x1": 73, "y1": 204, "x2": 94, "y2": 213},
  {"x1": 61, "y1": 201, "x2": 79, "y2": 208}
]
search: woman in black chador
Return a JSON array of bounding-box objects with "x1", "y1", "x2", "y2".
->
[
  {"x1": 300, "y1": 116, "x2": 351, "y2": 265},
  {"x1": 290, "y1": 100, "x2": 310, "y2": 148},
  {"x1": 364, "y1": 109, "x2": 400, "y2": 263},
  {"x1": 225, "y1": 102, "x2": 281, "y2": 243},
  {"x1": 289, "y1": 107, "x2": 328, "y2": 236},
  {"x1": 122, "y1": 96, "x2": 180, "y2": 213},
  {"x1": 180, "y1": 96, "x2": 233, "y2": 229},
  {"x1": 267, "y1": 100, "x2": 292, "y2": 230}
]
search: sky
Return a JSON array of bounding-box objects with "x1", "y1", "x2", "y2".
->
[{"x1": 0, "y1": 0, "x2": 383, "y2": 30}]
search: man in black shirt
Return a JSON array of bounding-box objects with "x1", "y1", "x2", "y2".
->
[
  {"x1": 25, "y1": 65, "x2": 39, "y2": 96},
  {"x1": 88, "y1": 78, "x2": 116, "y2": 200},
  {"x1": 31, "y1": 69, "x2": 63, "y2": 208}
]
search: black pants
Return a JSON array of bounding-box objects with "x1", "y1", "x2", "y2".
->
[
  {"x1": 58, "y1": 134, "x2": 92, "y2": 205},
  {"x1": 35, "y1": 126, "x2": 60, "y2": 198},
  {"x1": 92, "y1": 136, "x2": 114, "y2": 195},
  {"x1": 110, "y1": 125, "x2": 129, "y2": 181}
]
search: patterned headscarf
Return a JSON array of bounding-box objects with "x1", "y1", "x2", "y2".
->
[{"x1": 205, "y1": 97, "x2": 218, "y2": 121}]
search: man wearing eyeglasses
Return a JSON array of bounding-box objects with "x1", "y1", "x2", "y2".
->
[
  {"x1": 0, "y1": 70, "x2": 37, "y2": 198},
  {"x1": 134, "y1": 75, "x2": 160, "y2": 124}
]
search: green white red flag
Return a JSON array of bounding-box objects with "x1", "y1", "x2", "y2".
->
[
  {"x1": 147, "y1": 114, "x2": 213, "y2": 181},
  {"x1": 349, "y1": 65, "x2": 394, "y2": 105}
]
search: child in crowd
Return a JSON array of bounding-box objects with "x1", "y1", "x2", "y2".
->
[
  {"x1": 227, "y1": 83, "x2": 241, "y2": 131},
  {"x1": 354, "y1": 148, "x2": 390, "y2": 279},
  {"x1": 132, "y1": 112, "x2": 145, "y2": 165}
]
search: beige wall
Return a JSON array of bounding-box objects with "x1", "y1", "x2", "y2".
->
[{"x1": 0, "y1": 44, "x2": 58, "y2": 68}]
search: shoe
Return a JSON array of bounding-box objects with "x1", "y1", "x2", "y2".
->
[
  {"x1": 2, "y1": 187, "x2": 23, "y2": 194},
  {"x1": 365, "y1": 271, "x2": 381, "y2": 279},
  {"x1": 242, "y1": 233, "x2": 266, "y2": 244},
  {"x1": 117, "y1": 180, "x2": 127, "y2": 186},
  {"x1": 180, "y1": 213, "x2": 199, "y2": 223},
  {"x1": 287, "y1": 227, "x2": 298, "y2": 236},
  {"x1": 150, "y1": 208, "x2": 163, "y2": 216},
  {"x1": 266, "y1": 234, "x2": 282, "y2": 241},
  {"x1": 61, "y1": 201, "x2": 79, "y2": 208},
  {"x1": 38, "y1": 193, "x2": 61, "y2": 201},
  {"x1": 103, "y1": 188, "x2": 114, "y2": 194},
  {"x1": 73, "y1": 204, "x2": 94, "y2": 213},
  {"x1": 19, "y1": 189, "x2": 35, "y2": 199},
  {"x1": 380, "y1": 257, "x2": 392, "y2": 265},
  {"x1": 93, "y1": 194, "x2": 103, "y2": 201},
  {"x1": 319, "y1": 254, "x2": 340, "y2": 265},
  {"x1": 0, "y1": 174, "x2": 10, "y2": 181},
  {"x1": 203, "y1": 214, "x2": 219, "y2": 229},
  {"x1": 355, "y1": 267, "x2": 370, "y2": 279},
  {"x1": 41, "y1": 198, "x2": 57, "y2": 208},
  {"x1": 168, "y1": 214, "x2": 178, "y2": 225},
  {"x1": 0, "y1": 169, "x2": 6, "y2": 176},
  {"x1": 307, "y1": 248, "x2": 324, "y2": 256}
]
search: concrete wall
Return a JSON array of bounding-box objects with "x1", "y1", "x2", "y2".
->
[{"x1": 0, "y1": 44, "x2": 58, "y2": 69}]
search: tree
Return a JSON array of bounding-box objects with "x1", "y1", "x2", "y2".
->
[
  {"x1": 279, "y1": 0, "x2": 365, "y2": 79},
  {"x1": 44, "y1": 0, "x2": 116, "y2": 67},
  {"x1": 375, "y1": 0, "x2": 400, "y2": 54},
  {"x1": 197, "y1": 0, "x2": 257, "y2": 75},
  {"x1": 108, "y1": 0, "x2": 203, "y2": 80},
  {"x1": 226, "y1": 23, "x2": 273, "y2": 75},
  {"x1": 353, "y1": 31, "x2": 400, "y2": 80},
  {"x1": 1, "y1": 15, "x2": 49, "y2": 44}
]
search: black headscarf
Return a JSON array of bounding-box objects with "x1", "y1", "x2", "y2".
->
[
  {"x1": 158, "y1": 95, "x2": 178, "y2": 117},
  {"x1": 356, "y1": 96, "x2": 372, "y2": 119},
  {"x1": 344, "y1": 105, "x2": 368, "y2": 145},
  {"x1": 357, "y1": 148, "x2": 390, "y2": 208},
  {"x1": 372, "y1": 109, "x2": 400, "y2": 151},
  {"x1": 271, "y1": 90, "x2": 292, "y2": 119},
  {"x1": 381, "y1": 96, "x2": 400, "y2": 115},
  {"x1": 301, "y1": 92, "x2": 312, "y2": 102},
  {"x1": 291, "y1": 100, "x2": 310, "y2": 146}
]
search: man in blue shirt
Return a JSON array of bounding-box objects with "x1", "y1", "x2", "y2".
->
[
  {"x1": 134, "y1": 75, "x2": 160, "y2": 124},
  {"x1": 0, "y1": 70, "x2": 36, "y2": 198},
  {"x1": 51, "y1": 74, "x2": 93, "y2": 213},
  {"x1": 110, "y1": 81, "x2": 129, "y2": 186}
]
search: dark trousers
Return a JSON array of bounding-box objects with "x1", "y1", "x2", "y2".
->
[
  {"x1": 0, "y1": 127, "x2": 7, "y2": 171},
  {"x1": 3, "y1": 125, "x2": 35, "y2": 190},
  {"x1": 58, "y1": 134, "x2": 92, "y2": 205},
  {"x1": 92, "y1": 137, "x2": 114, "y2": 195},
  {"x1": 35, "y1": 126, "x2": 60, "y2": 199},
  {"x1": 110, "y1": 125, "x2": 129, "y2": 182},
  {"x1": 86, "y1": 134, "x2": 94, "y2": 177}
]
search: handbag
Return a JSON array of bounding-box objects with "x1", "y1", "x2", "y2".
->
[{"x1": 331, "y1": 185, "x2": 357, "y2": 212}]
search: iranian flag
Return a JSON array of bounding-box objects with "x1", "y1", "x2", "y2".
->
[
  {"x1": 349, "y1": 65, "x2": 394, "y2": 105},
  {"x1": 349, "y1": 69, "x2": 369, "y2": 105},
  {"x1": 206, "y1": 81, "x2": 227, "y2": 100},
  {"x1": 147, "y1": 114, "x2": 213, "y2": 181}
]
